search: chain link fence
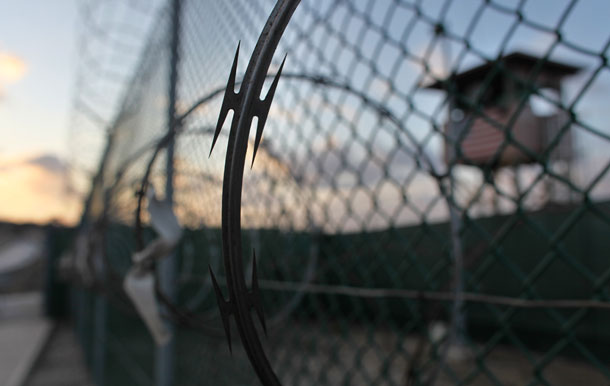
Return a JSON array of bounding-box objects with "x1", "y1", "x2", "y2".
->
[{"x1": 66, "y1": 0, "x2": 610, "y2": 385}]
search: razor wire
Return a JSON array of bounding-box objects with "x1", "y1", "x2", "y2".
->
[{"x1": 68, "y1": 0, "x2": 610, "y2": 385}]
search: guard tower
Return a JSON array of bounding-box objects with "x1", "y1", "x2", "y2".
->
[
  {"x1": 427, "y1": 52, "x2": 580, "y2": 169},
  {"x1": 427, "y1": 52, "x2": 580, "y2": 207}
]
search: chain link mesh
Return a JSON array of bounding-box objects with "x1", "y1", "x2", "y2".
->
[{"x1": 69, "y1": 0, "x2": 610, "y2": 385}]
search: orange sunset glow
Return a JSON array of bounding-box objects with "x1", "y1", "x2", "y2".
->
[{"x1": 0, "y1": 155, "x2": 80, "y2": 225}]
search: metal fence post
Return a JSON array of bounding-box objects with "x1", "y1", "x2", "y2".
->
[
  {"x1": 93, "y1": 292, "x2": 107, "y2": 385},
  {"x1": 156, "y1": 0, "x2": 182, "y2": 385}
]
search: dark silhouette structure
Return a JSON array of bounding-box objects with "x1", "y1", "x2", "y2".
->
[{"x1": 428, "y1": 52, "x2": 580, "y2": 168}]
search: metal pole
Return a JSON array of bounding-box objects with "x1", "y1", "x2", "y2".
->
[
  {"x1": 93, "y1": 292, "x2": 107, "y2": 385},
  {"x1": 156, "y1": 0, "x2": 181, "y2": 385},
  {"x1": 448, "y1": 168, "x2": 466, "y2": 345},
  {"x1": 442, "y1": 32, "x2": 466, "y2": 352}
]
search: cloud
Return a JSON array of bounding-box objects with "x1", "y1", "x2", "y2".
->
[
  {"x1": 0, "y1": 154, "x2": 67, "y2": 174},
  {"x1": 0, "y1": 51, "x2": 27, "y2": 99},
  {"x1": 0, "y1": 51, "x2": 27, "y2": 83},
  {"x1": 0, "y1": 154, "x2": 80, "y2": 225},
  {"x1": 25, "y1": 154, "x2": 68, "y2": 174}
]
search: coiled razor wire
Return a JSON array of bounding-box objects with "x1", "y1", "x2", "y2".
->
[{"x1": 69, "y1": 0, "x2": 610, "y2": 385}]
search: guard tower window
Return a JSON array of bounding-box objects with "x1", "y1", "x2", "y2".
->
[{"x1": 481, "y1": 76, "x2": 505, "y2": 107}]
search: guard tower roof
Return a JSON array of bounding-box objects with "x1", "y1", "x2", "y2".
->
[{"x1": 426, "y1": 51, "x2": 581, "y2": 91}]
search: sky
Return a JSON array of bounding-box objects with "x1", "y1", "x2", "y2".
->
[
  {"x1": 0, "y1": 0, "x2": 160, "y2": 225},
  {"x1": 0, "y1": 0, "x2": 79, "y2": 224},
  {"x1": 0, "y1": 0, "x2": 76, "y2": 158},
  {"x1": 0, "y1": 0, "x2": 609, "y2": 226},
  {"x1": 260, "y1": 0, "x2": 610, "y2": 231}
]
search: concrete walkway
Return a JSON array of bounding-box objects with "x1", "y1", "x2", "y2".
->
[
  {"x1": 24, "y1": 323, "x2": 94, "y2": 386},
  {"x1": 0, "y1": 293, "x2": 53, "y2": 386},
  {"x1": 0, "y1": 292, "x2": 93, "y2": 386}
]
